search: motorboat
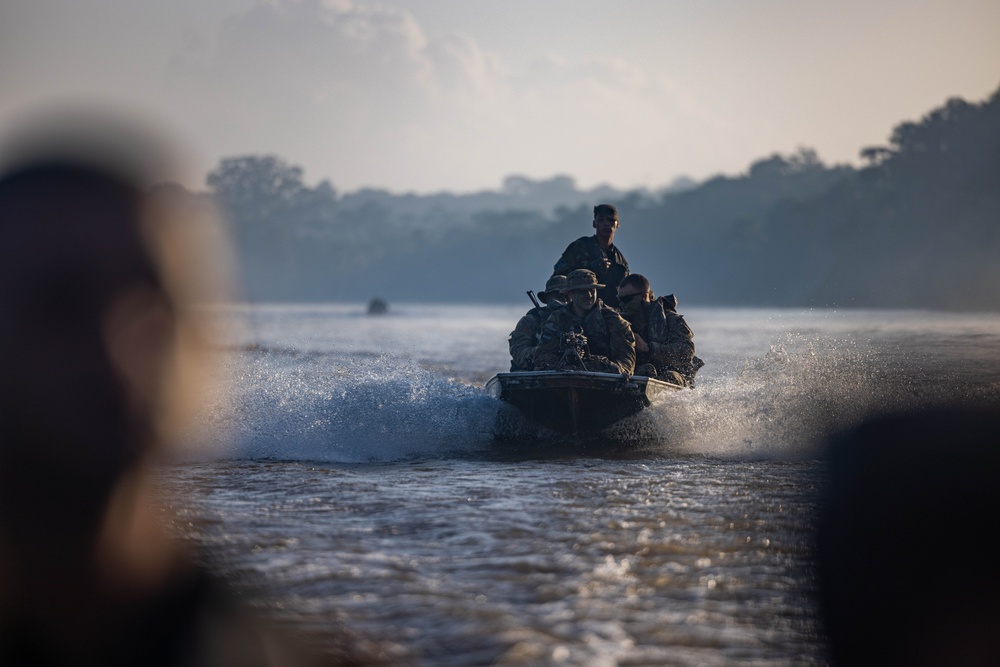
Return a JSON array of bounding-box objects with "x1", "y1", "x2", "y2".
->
[{"x1": 485, "y1": 370, "x2": 682, "y2": 438}]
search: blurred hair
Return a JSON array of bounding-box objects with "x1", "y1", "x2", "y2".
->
[
  {"x1": 0, "y1": 121, "x2": 233, "y2": 535},
  {"x1": 0, "y1": 113, "x2": 379, "y2": 667},
  {"x1": 0, "y1": 106, "x2": 181, "y2": 187}
]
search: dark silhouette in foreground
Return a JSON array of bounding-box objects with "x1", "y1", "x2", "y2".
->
[
  {"x1": 815, "y1": 407, "x2": 1000, "y2": 666},
  {"x1": 0, "y1": 129, "x2": 379, "y2": 665}
]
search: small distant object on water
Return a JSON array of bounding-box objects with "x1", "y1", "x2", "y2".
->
[{"x1": 367, "y1": 297, "x2": 389, "y2": 315}]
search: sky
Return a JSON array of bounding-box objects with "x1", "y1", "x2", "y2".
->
[{"x1": 1, "y1": 0, "x2": 998, "y2": 194}]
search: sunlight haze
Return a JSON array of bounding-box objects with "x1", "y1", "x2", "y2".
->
[{"x1": 1, "y1": 0, "x2": 998, "y2": 193}]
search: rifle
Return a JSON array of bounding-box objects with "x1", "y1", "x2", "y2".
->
[
  {"x1": 556, "y1": 326, "x2": 589, "y2": 371},
  {"x1": 527, "y1": 290, "x2": 541, "y2": 308}
]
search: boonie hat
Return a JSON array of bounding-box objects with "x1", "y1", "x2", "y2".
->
[
  {"x1": 538, "y1": 274, "x2": 568, "y2": 304},
  {"x1": 565, "y1": 269, "x2": 604, "y2": 291}
]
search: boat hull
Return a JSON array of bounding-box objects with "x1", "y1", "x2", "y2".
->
[{"x1": 486, "y1": 371, "x2": 681, "y2": 437}]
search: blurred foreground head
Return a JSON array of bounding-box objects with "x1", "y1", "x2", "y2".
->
[
  {"x1": 0, "y1": 116, "x2": 376, "y2": 667},
  {"x1": 0, "y1": 118, "x2": 230, "y2": 543},
  {"x1": 816, "y1": 407, "x2": 1000, "y2": 666}
]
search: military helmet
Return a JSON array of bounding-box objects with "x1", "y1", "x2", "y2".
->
[
  {"x1": 564, "y1": 268, "x2": 605, "y2": 291},
  {"x1": 538, "y1": 274, "x2": 568, "y2": 304}
]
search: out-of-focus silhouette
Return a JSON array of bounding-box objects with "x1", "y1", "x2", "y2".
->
[
  {"x1": 815, "y1": 406, "x2": 1000, "y2": 666},
  {"x1": 0, "y1": 121, "x2": 377, "y2": 665}
]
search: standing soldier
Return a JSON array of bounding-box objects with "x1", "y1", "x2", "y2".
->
[
  {"x1": 508, "y1": 274, "x2": 568, "y2": 371},
  {"x1": 533, "y1": 269, "x2": 635, "y2": 375},
  {"x1": 552, "y1": 203, "x2": 629, "y2": 308},
  {"x1": 616, "y1": 274, "x2": 703, "y2": 387}
]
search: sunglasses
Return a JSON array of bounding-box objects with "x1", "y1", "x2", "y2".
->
[{"x1": 618, "y1": 292, "x2": 646, "y2": 304}]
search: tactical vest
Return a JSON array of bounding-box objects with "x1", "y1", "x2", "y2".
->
[{"x1": 584, "y1": 238, "x2": 628, "y2": 308}]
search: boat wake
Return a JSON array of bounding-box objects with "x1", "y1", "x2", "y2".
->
[
  {"x1": 176, "y1": 348, "x2": 494, "y2": 463},
  {"x1": 180, "y1": 331, "x2": 998, "y2": 464},
  {"x1": 668, "y1": 331, "x2": 999, "y2": 460}
]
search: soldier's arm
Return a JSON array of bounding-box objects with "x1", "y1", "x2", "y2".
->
[
  {"x1": 604, "y1": 312, "x2": 637, "y2": 375},
  {"x1": 648, "y1": 315, "x2": 695, "y2": 366},
  {"x1": 552, "y1": 238, "x2": 587, "y2": 276},
  {"x1": 532, "y1": 318, "x2": 564, "y2": 371},
  {"x1": 507, "y1": 313, "x2": 540, "y2": 370}
]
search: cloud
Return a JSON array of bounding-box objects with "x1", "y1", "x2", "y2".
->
[
  {"x1": 4, "y1": 0, "x2": 999, "y2": 192},
  {"x1": 166, "y1": 1, "x2": 508, "y2": 184},
  {"x1": 165, "y1": 0, "x2": 724, "y2": 192},
  {"x1": 174, "y1": 1, "x2": 495, "y2": 124},
  {"x1": 425, "y1": 34, "x2": 509, "y2": 99}
]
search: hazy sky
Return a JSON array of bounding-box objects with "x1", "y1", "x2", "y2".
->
[{"x1": 2, "y1": 0, "x2": 998, "y2": 193}]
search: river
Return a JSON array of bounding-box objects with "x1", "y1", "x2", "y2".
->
[{"x1": 157, "y1": 304, "x2": 1000, "y2": 666}]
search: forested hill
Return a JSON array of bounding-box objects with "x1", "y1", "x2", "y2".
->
[{"x1": 200, "y1": 83, "x2": 1000, "y2": 310}]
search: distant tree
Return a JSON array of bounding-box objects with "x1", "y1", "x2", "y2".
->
[
  {"x1": 502, "y1": 174, "x2": 576, "y2": 198},
  {"x1": 748, "y1": 147, "x2": 823, "y2": 179},
  {"x1": 501, "y1": 175, "x2": 536, "y2": 196},
  {"x1": 206, "y1": 155, "x2": 343, "y2": 298},
  {"x1": 207, "y1": 155, "x2": 308, "y2": 200},
  {"x1": 199, "y1": 84, "x2": 1000, "y2": 308},
  {"x1": 859, "y1": 146, "x2": 893, "y2": 167},
  {"x1": 760, "y1": 86, "x2": 1000, "y2": 309}
]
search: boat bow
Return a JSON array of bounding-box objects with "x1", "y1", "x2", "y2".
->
[{"x1": 486, "y1": 370, "x2": 681, "y2": 436}]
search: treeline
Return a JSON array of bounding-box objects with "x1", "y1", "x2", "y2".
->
[{"x1": 203, "y1": 83, "x2": 1000, "y2": 310}]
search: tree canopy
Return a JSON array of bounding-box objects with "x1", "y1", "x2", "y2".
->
[{"x1": 201, "y1": 83, "x2": 1000, "y2": 310}]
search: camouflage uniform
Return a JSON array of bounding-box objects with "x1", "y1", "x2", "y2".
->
[
  {"x1": 508, "y1": 302, "x2": 562, "y2": 371},
  {"x1": 534, "y1": 304, "x2": 636, "y2": 375},
  {"x1": 553, "y1": 235, "x2": 629, "y2": 308},
  {"x1": 508, "y1": 275, "x2": 568, "y2": 371},
  {"x1": 621, "y1": 293, "x2": 703, "y2": 386}
]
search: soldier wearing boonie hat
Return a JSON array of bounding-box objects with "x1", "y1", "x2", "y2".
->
[
  {"x1": 508, "y1": 275, "x2": 569, "y2": 371},
  {"x1": 551, "y1": 203, "x2": 629, "y2": 308},
  {"x1": 537, "y1": 274, "x2": 568, "y2": 305},
  {"x1": 532, "y1": 268, "x2": 636, "y2": 375},
  {"x1": 563, "y1": 268, "x2": 605, "y2": 292}
]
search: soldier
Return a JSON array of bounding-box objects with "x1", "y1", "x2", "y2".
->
[
  {"x1": 508, "y1": 274, "x2": 568, "y2": 371},
  {"x1": 533, "y1": 269, "x2": 635, "y2": 375},
  {"x1": 616, "y1": 273, "x2": 704, "y2": 387},
  {"x1": 552, "y1": 203, "x2": 629, "y2": 308}
]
